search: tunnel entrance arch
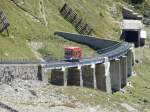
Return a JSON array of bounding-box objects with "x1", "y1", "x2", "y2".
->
[{"x1": 120, "y1": 20, "x2": 146, "y2": 47}]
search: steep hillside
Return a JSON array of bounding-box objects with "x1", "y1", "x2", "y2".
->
[
  {"x1": 123, "y1": 0, "x2": 150, "y2": 17},
  {"x1": 0, "y1": 0, "x2": 122, "y2": 60}
]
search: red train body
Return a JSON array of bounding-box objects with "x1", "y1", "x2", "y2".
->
[{"x1": 64, "y1": 47, "x2": 82, "y2": 61}]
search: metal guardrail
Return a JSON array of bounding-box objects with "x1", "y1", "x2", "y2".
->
[
  {"x1": 96, "y1": 43, "x2": 121, "y2": 54},
  {"x1": 45, "y1": 42, "x2": 132, "y2": 69}
]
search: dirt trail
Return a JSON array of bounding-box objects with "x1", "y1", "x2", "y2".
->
[
  {"x1": 39, "y1": 0, "x2": 48, "y2": 26},
  {"x1": 10, "y1": 0, "x2": 43, "y2": 23},
  {"x1": 27, "y1": 42, "x2": 45, "y2": 62}
]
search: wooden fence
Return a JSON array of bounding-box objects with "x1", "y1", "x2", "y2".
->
[{"x1": 60, "y1": 3, "x2": 93, "y2": 35}]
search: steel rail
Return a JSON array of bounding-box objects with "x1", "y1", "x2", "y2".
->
[{"x1": 45, "y1": 42, "x2": 132, "y2": 69}]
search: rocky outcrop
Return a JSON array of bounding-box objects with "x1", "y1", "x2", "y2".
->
[{"x1": 123, "y1": 7, "x2": 143, "y2": 20}]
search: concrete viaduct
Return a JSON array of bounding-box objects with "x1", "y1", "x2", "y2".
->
[
  {"x1": 0, "y1": 32, "x2": 134, "y2": 94},
  {"x1": 45, "y1": 32, "x2": 134, "y2": 94}
]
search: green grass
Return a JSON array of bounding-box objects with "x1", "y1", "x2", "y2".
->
[{"x1": 0, "y1": 0, "x2": 122, "y2": 60}]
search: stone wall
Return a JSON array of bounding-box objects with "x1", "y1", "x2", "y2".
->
[{"x1": 0, "y1": 64, "x2": 43, "y2": 84}]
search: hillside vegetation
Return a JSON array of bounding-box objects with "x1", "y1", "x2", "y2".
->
[
  {"x1": 0, "y1": 0, "x2": 122, "y2": 60},
  {"x1": 123, "y1": 0, "x2": 150, "y2": 17}
]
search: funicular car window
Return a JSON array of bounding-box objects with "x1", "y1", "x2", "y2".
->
[
  {"x1": 65, "y1": 50, "x2": 73, "y2": 55},
  {"x1": 73, "y1": 51, "x2": 77, "y2": 56}
]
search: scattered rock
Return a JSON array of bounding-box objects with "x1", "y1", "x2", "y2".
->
[
  {"x1": 132, "y1": 71, "x2": 137, "y2": 76},
  {"x1": 29, "y1": 89, "x2": 37, "y2": 96},
  {"x1": 120, "y1": 88, "x2": 127, "y2": 93},
  {"x1": 127, "y1": 82, "x2": 133, "y2": 88},
  {"x1": 121, "y1": 103, "x2": 138, "y2": 112},
  {"x1": 10, "y1": 35, "x2": 15, "y2": 39},
  {"x1": 4, "y1": 53, "x2": 9, "y2": 57}
]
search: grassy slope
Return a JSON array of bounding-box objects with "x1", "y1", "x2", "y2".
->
[
  {"x1": 0, "y1": 0, "x2": 120, "y2": 60},
  {"x1": 123, "y1": 0, "x2": 150, "y2": 16}
]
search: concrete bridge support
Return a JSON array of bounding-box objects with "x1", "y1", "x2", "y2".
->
[
  {"x1": 67, "y1": 67, "x2": 83, "y2": 87},
  {"x1": 120, "y1": 56, "x2": 127, "y2": 87},
  {"x1": 78, "y1": 66, "x2": 83, "y2": 87},
  {"x1": 82, "y1": 65, "x2": 95, "y2": 88},
  {"x1": 51, "y1": 69, "x2": 66, "y2": 85},
  {"x1": 96, "y1": 58, "x2": 112, "y2": 94},
  {"x1": 67, "y1": 67, "x2": 80, "y2": 86},
  {"x1": 127, "y1": 47, "x2": 135, "y2": 77},
  {"x1": 91, "y1": 64, "x2": 97, "y2": 89},
  {"x1": 62, "y1": 67, "x2": 68, "y2": 86},
  {"x1": 67, "y1": 64, "x2": 97, "y2": 89},
  {"x1": 38, "y1": 65, "x2": 48, "y2": 83},
  {"x1": 110, "y1": 59, "x2": 121, "y2": 91}
]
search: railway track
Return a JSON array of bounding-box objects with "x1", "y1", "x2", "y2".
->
[
  {"x1": 45, "y1": 41, "x2": 132, "y2": 69},
  {"x1": 0, "y1": 32, "x2": 132, "y2": 69}
]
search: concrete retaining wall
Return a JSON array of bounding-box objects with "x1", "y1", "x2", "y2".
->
[{"x1": 0, "y1": 64, "x2": 43, "y2": 84}]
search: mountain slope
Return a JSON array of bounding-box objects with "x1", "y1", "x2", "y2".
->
[
  {"x1": 0, "y1": 0, "x2": 150, "y2": 112},
  {"x1": 0, "y1": 0, "x2": 121, "y2": 60}
]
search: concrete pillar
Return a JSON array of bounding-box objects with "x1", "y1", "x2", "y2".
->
[
  {"x1": 40, "y1": 64, "x2": 48, "y2": 83},
  {"x1": 96, "y1": 57, "x2": 112, "y2": 94},
  {"x1": 127, "y1": 48, "x2": 134, "y2": 77},
  {"x1": 120, "y1": 56, "x2": 127, "y2": 87},
  {"x1": 78, "y1": 66, "x2": 83, "y2": 87},
  {"x1": 37, "y1": 65, "x2": 43, "y2": 81},
  {"x1": 110, "y1": 59, "x2": 121, "y2": 91},
  {"x1": 62, "y1": 67, "x2": 67, "y2": 87},
  {"x1": 91, "y1": 64, "x2": 97, "y2": 89},
  {"x1": 130, "y1": 46, "x2": 135, "y2": 65}
]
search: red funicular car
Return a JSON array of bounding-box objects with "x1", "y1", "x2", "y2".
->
[{"x1": 64, "y1": 47, "x2": 82, "y2": 61}]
